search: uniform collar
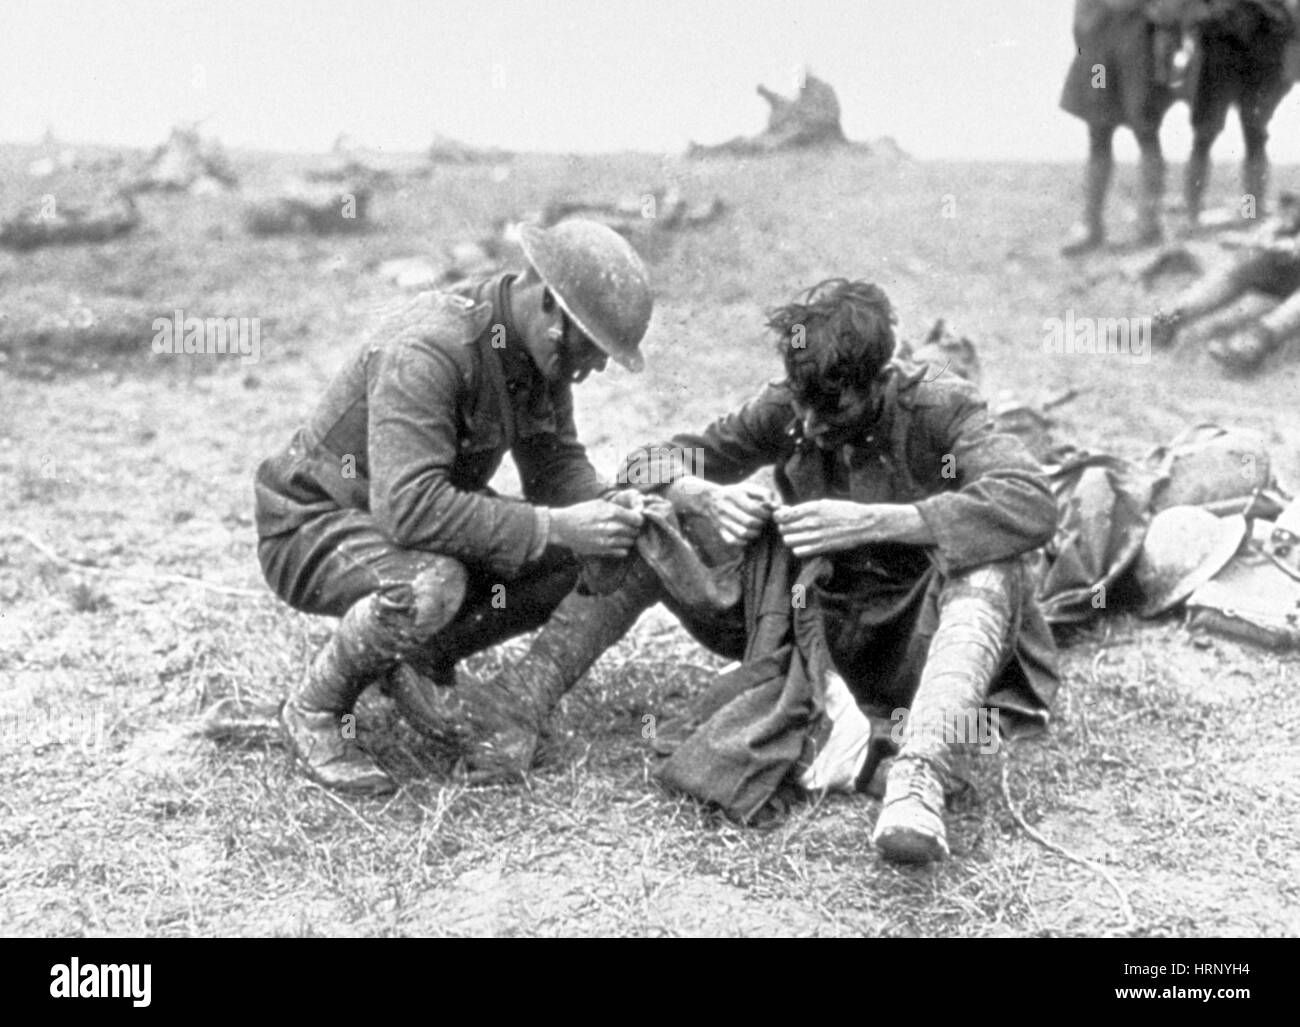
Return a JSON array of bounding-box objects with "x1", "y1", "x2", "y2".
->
[{"x1": 477, "y1": 272, "x2": 546, "y2": 393}]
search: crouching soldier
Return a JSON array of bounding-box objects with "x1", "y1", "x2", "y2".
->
[
  {"x1": 253, "y1": 219, "x2": 654, "y2": 795},
  {"x1": 473, "y1": 279, "x2": 1061, "y2": 864}
]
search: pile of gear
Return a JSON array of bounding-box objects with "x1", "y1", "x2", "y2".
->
[
  {"x1": 538, "y1": 187, "x2": 727, "y2": 239},
  {"x1": 1033, "y1": 421, "x2": 1298, "y2": 645},
  {"x1": 1134, "y1": 435, "x2": 1300, "y2": 648},
  {"x1": 895, "y1": 335, "x2": 1297, "y2": 643},
  {"x1": 125, "y1": 124, "x2": 238, "y2": 195},
  {"x1": 243, "y1": 180, "x2": 372, "y2": 236}
]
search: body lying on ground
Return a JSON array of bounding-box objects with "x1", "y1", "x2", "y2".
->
[{"x1": 1153, "y1": 196, "x2": 1300, "y2": 370}]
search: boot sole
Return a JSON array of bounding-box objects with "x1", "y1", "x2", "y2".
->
[{"x1": 873, "y1": 824, "x2": 950, "y2": 864}]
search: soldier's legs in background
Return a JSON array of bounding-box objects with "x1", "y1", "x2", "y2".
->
[
  {"x1": 259, "y1": 512, "x2": 470, "y2": 793},
  {"x1": 1185, "y1": 133, "x2": 1217, "y2": 227},
  {"x1": 1186, "y1": 66, "x2": 1233, "y2": 225},
  {"x1": 1241, "y1": 120, "x2": 1270, "y2": 219},
  {"x1": 1239, "y1": 25, "x2": 1291, "y2": 219},
  {"x1": 872, "y1": 560, "x2": 1020, "y2": 864},
  {"x1": 1135, "y1": 127, "x2": 1166, "y2": 246},
  {"x1": 1062, "y1": 124, "x2": 1114, "y2": 256}
]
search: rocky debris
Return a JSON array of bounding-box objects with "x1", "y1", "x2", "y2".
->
[
  {"x1": 244, "y1": 180, "x2": 372, "y2": 236},
  {"x1": 374, "y1": 237, "x2": 504, "y2": 290},
  {"x1": 427, "y1": 132, "x2": 512, "y2": 165},
  {"x1": 0, "y1": 292, "x2": 157, "y2": 369},
  {"x1": 127, "y1": 124, "x2": 238, "y2": 194},
  {"x1": 537, "y1": 187, "x2": 726, "y2": 239},
  {"x1": 867, "y1": 136, "x2": 910, "y2": 162},
  {"x1": 0, "y1": 190, "x2": 139, "y2": 252},
  {"x1": 688, "y1": 71, "x2": 851, "y2": 158},
  {"x1": 27, "y1": 148, "x2": 79, "y2": 179},
  {"x1": 306, "y1": 135, "x2": 431, "y2": 186}
]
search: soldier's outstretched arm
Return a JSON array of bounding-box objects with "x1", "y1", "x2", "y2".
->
[{"x1": 616, "y1": 383, "x2": 792, "y2": 490}]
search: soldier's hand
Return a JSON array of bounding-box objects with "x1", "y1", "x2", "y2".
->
[
  {"x1": 547, "y1": 499, "x2": 644, "y2": 557},
  {"x1": 773, "y1": 499, "x2": 870, "y2": 557},
  {"x1": 773, "y1": 501, "x2": 934, "y2": 557},
  {"x1": 670, "y1": 476, "x2": 773, "y2": 545}
]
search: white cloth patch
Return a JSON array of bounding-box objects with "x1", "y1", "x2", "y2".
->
[{"x1": 799, "y1": 668, "x2": 873, "y2": 793}]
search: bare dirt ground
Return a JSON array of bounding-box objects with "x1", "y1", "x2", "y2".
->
[{"x1": 1, "y1": 145, "x2": 1297, "y2": 937}]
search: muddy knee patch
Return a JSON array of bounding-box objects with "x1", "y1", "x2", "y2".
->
[{"x1": 409, "y1": 558, "x2": 468, "y2": 636}]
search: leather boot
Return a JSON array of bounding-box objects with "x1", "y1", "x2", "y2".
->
[
  {"x1": 282, "y1": 557, "x2": 466, "y2": 795},
  {"x1": 1136, "y1": 146, "x2": 1166, "y2": 247},
  {"x1": 1208, "y1": 323, "x2": 1279, "y2": 374},
  {"x1": 1061, "y1": 154, "x2": 1112, "y2": 256},
  {"x1": 462, "y1": 558, "x2": 662, "y2": 782},
  {"x1": 872, "y1": 564, "x2": 1014, "y2": 864}
]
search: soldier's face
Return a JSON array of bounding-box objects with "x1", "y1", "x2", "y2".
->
[
  {"x1": 536, "y1": 288, "x2": 608, "y2": 384},
  {"x1": 791, "y1": 385, "x2": 875, "y2": 450}
]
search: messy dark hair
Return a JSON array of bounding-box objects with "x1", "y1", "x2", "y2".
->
[{"x1": 766, "y1": 279, "x2": 897, "y2": 407}]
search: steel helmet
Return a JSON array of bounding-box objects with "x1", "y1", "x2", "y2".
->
[
  {"x1": 1135, "y1": 506, "x2": 1248, "y2": 617},
  {"x1": 517, "y1": 219, "x2": 652, "y2": 372}
]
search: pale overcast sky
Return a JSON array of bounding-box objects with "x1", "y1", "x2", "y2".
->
[{"x1": 2, "y1": 0, "x2": 1294, "y2": 163}]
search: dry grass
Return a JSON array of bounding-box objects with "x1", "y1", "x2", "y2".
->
[{"x1": 1, "y1": 142, "x2": 1298, "y2": 936}]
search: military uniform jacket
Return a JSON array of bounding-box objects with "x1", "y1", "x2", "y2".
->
[{"x1": 254, "y1": 277, "x2": 605, "y2": 578}]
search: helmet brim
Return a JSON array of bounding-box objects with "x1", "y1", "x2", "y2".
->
[
  {"x1": 1139, "y1": 513, "x2": 1248, "y2": 617},
  {"x1": 518, "y1": 221, "x2": 647, "y2": 373}
]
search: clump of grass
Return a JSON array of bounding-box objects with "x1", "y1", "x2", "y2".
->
[{"x1": 68, "y1": 580, "x2": 111, "y2": 613}]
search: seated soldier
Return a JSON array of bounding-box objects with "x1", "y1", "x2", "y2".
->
[
  {"x1": 465, "y1": 278, "x2": 1060, "y2": 864},
  {"x1": 1182, "y1": 0, "x2": 1296, "y2": 226},
  {"x1": 254, "y1": 219, "x2": 653, "y2": 796}
]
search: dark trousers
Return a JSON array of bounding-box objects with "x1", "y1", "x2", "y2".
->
[{"x1": 258, "y1": 508, "x2": 579, "y2": 668}]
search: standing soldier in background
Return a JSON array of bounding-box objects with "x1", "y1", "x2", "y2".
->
[
  {"x1": 1060, "y1": 0, "x2": 1184, "y2": 255},
  {"x1": 1181, "y1": 0, "x2": 1297, "y2": 226},
  {"x1": 253, "y1": 219, "x2": 653, "y2": 796}
]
